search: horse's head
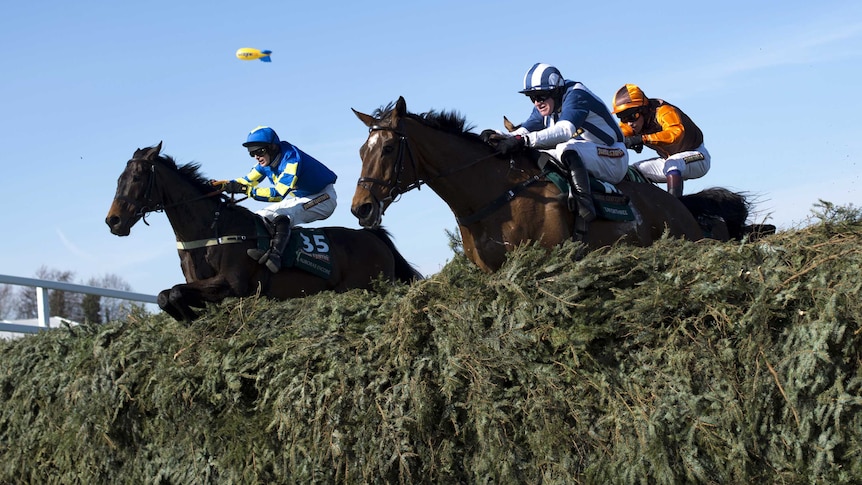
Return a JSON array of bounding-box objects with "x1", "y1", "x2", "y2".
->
[
  {"x1": 105, "y1": 142, "x2": 164, "y2": 236},
  {"x1": 351, "y1": 96, "x2": 419, "y2": 228}
]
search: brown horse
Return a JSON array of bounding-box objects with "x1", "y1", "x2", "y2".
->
[
  {"x1": 351, "y1": 97, "x2": 753, "y2": 272},
  {"x1": 105, "y1": 142, "x2": 422, "y2": 321}
]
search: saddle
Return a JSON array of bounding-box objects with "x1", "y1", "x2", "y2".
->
[
  {"x1": 253, "y1": 219, "x2": 333, "y2": 278},
  {"x1": 535, "y1": 153, "x2": 636, "y2": 222}
]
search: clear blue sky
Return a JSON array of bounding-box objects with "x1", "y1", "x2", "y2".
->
[{"x1": 2, "y1": 1, "x2": 861, "y2": 297}]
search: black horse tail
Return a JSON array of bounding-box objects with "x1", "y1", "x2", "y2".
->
[
  {"x1": 367, "y1": 227, "x2": 425, "y2": 283},
  {"x1": 680, "y1": 188, "x2": 750, "y2": 240}
]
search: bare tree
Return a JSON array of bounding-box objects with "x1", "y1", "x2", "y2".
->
[
  {"x1": 0, "y1": 284, "x2": 14, "y2": 320},
  {"x1": 14, "y1": 266, "x2": 81, "y2": 320},
  {"x1": 12, "y1": 267, "x2": 143, "y2": 323},
  {"x1": 87, "y1": 273, "x2": 136, "y2": 322}
]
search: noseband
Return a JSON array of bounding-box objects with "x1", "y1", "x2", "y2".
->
[
  {"x1": 116, "y1": 159, "x2": 222, "y2": 226},
  {"x1": 355, "y1": 122, "x2": 535, "y2": 224}
]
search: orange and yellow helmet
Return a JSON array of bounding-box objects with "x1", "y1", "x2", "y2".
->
[{"x1": 612, "y1": 84, "x2": 649, "y2": 114}]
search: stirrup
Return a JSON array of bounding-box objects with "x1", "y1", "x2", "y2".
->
[
  {"x1": 573, "y1": 217, "x2": 589, "y2": 244},
  {"x1": 247, "y1": 248, "x2": 267, "y2": 262},
  {"x1": 569, "y1": 189, "x2": 597, "y2": 222},
  {"x1": 264, "y1": 253, "x2": 282, "y2": 273}
]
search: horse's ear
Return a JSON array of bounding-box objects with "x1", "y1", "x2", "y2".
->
[
  {"x1": 394, "y1": 96, "x2": 407, "y2": 118},
  {"x1": 138, "y1": 141, "x2": 162, "y2": 161},
  {"x1": 503, "y1": 116, "x2": 520, "y2": 133},
  {"x1": 352, "y1": 108, "x2": 376, "y2": 128}
]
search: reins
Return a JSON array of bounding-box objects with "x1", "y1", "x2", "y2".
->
[
  {"x1": 358, "y1": 124, "x2": 500, "y2": 210},
  {"x1": 358, "y1": 123, "x2": 541, "y2": 224},
  {"x1": 116, "y1": 158, "x2": 255, "y2": 250},
  {"x1": 117, "y1": 160, "x2": 225, "y2": 226}
]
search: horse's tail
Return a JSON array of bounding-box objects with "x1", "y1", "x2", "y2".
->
[
  {"x1": 680, "y1": 187, "x2": 750, "y2": 240},
  {"x1": 367, "y1": 227, "x2": 425, "y2": 283}
]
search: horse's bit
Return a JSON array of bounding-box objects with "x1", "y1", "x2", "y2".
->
[
  {"x1": 355, "y1": 125, "x2": 422, "y2": 211},
  {"x1": 356, "y1": 124, "x2": 501, "y2": 215},
  {"x1": 117, "y1": 159, "x2": 222, "y2": 226}
]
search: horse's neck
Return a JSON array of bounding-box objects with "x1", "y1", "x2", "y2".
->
[
  {"x1": 157, "y1": 172, "x2": 223, "y2": 241},
  {"x1": 412, "y1": 128, "x2": 533, "y2": 214}
]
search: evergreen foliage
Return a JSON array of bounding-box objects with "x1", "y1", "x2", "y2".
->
[{"x1": 1, "y1": 215, "x2": 860, "y2": 484}]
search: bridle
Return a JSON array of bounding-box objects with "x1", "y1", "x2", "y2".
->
[
  {"x1": 356, "y1": 123, "x2": 500, "y2": 214},
  {"x1": 355, "y1": 125, "x2": 422, "y2": 209},
  {"x1": 116, "y1": 158, "x2": 224, "y2": 226}
]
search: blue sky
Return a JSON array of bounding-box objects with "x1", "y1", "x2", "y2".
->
[{"x1": 1, "y1": 1, "x2": 861, "y2": 297}]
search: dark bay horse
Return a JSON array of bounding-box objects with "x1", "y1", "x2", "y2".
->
[
  {"x1": 351, "y1": 97, "x2": 752, "y2": 273},
  {"x1": 106, "y1": 142, "x2": 422, "y2": 321}
]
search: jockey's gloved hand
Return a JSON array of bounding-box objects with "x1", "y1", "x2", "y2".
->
[
  {"x1": 497, "y1": 135, "x2": 527, "y2": 155},
  {"x1": 624, "y1": 135, "x2": 644, "y2": 153},
  {"x1": 480, "y1": 129, "x2": 500, "y2": 143},
  {"x1": 224, "y1": 181, "x2": 248, "y2": 194}
]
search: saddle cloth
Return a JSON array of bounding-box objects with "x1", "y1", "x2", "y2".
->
[
  {"x1": 255, "y1": 221, "x2": 333, "y2": 278},
  {"x1": 538, "y1": 153, "x2": 635, "y2": 222}
]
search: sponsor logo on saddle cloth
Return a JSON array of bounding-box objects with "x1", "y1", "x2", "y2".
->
[{"x1": 254, "y1": 221, "x2": 333, "y2": 278}]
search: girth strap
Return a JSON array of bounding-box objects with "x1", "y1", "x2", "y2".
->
[
  {"x1": 176, "y1": 235, "x2": 249, "y2": 250},
  {"x1": 455, "y1": 169, "x2": 551, "y2": 226}
]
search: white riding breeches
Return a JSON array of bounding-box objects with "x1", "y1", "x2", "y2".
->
[
  {"x1": 548, "y1": 138, "x2": 630, "y2": 184},
  {"x1": 255, "y1": 183, "x2": 337, "y2": 226},
  {"x1": 632, "y1": 144, "x2": 711, "y2": 183}
]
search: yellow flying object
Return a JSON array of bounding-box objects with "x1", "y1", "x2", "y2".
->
[{"x1": 236, "y1": 48, "x2": 272, "y2": 62}]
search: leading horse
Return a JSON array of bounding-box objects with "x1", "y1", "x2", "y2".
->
[
  {"x1": 351, "y1": 97, "x2": 753, "y2": 273},
  {"x1": 106, "y1": 142, "x2": 422, "y2": 321}
]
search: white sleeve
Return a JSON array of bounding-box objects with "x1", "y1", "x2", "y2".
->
[{"x1": 524, "y1": 120, "x2": 576, "y2": 147}]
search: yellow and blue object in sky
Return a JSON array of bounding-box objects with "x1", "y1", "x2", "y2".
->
[{"x1": 236, "y1": 48, "x2": 272, "y2": 62}]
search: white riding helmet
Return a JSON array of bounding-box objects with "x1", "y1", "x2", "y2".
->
[{"x1": 520, "y1": 63, "x2": 564, "y2": 94}]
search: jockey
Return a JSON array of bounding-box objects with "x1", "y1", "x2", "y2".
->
[
  {"x1": 222, "y1": 126, "x2": 338, "y2": 273},
  {"x1": 612, "y1": 84, "x2": 710, "y2": 197},
  {"x1": 488, "y1": 63, "x2": 628, "y2": 240}
]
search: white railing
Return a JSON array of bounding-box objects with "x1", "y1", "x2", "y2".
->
[{"x1": 0, "y1": 273, "x2": 158, "y2": 334}]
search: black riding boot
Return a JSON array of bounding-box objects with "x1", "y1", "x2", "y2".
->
[
  {"x1": 247, "y1": 216, "x2": 271, "y2": 263},
  {"x1": 562, "y1": 151, "x2": 597, "y2": 223},
  {"x1": 263, "y1": 215, "x2": 292, "y2": 273},
  {"x1": 666, "y1": 170, "x2": 683, "y2": 198},
  {"x1": 247, "y1": 215, "x2": 291, "y2": 273}
]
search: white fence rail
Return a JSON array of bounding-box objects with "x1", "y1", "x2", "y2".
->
[{"x1": 0, "y1": 273, "x2": 158, "y2": 334}]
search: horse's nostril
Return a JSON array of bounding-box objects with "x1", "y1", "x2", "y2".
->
[
  {"x1": 106, "y1": 216, "x2": 118, "y2": 227},
  {"x1": 352, "y1": 203, "x2": 372, "y2": 220}
]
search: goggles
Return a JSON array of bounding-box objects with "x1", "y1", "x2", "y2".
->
[
  {"x1": 619, "y1": 111, "x2": 642, "y2": 124},
  {"x1": 527, "y1": 91, "x2": 553, "y2": 103},
  {"x1": 248, "y1": 146, "x2": 268, "y2": 158}
]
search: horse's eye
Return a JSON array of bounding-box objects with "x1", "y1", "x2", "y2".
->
[{"x1": 382, "y1": 145, "x2": 395, "y2": 155}]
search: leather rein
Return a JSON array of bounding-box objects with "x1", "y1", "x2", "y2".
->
[
  {"x1": 356, "y1": 124, "x2": 549, "y2": 225},
  {"x1": 115, "y1": 160, "x2": 225, "y2": 226},
  {"x1": 116, "y1": 159, "x2": 252, "y2": 250}
]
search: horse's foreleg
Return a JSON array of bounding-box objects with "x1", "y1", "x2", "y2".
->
[
  {"x1": 158, "y1": 288, "x2": 197, "y2": 321},
  {"x1": 158, "y1": 277, "x2": 240, "y2": 322}
]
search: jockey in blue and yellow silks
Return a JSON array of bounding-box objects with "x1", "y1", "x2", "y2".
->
[{"x1": 222, "y1": 125, "x2": 338, "y2": 273}]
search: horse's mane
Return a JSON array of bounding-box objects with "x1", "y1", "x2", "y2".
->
[
  {"x1": 153, "y1": 154, "x2": 216, "y2": 194},
  {"x1": 373, "y1": 101, "x2": 481, "y2": 141}
]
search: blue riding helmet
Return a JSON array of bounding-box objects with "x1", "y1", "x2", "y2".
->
[
  {"x1": 243, "y1": 126, "x2": 280, "y2": 147},
  {"x1": 519, "y1": 63, "x2": 564, "y2": 94}
]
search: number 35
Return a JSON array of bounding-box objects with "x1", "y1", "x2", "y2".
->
[{"x1": 301, "y1": 234, "x2": 330, "y2": 253}]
